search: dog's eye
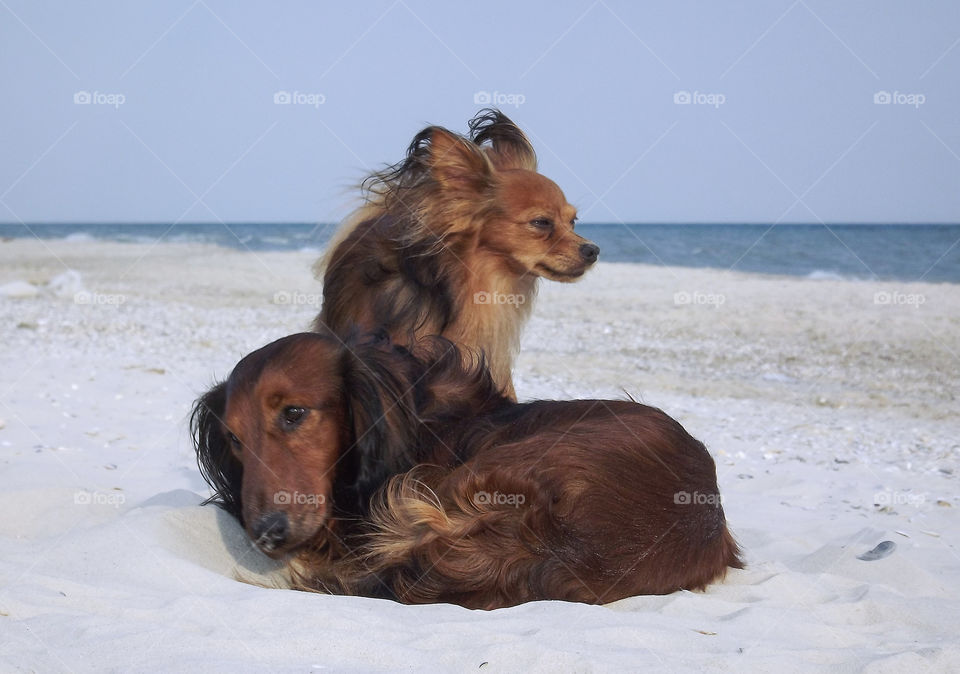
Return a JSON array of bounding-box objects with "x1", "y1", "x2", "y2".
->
[
  {"x1": 530, "y1": 218, "x2": 553, "y2": 229},
  {"x1": 281, "y1": 406, "x2": 308, "y2": 428},
  {"x1": 228, "y1": 432, "x2": 242, "y2": 451}
]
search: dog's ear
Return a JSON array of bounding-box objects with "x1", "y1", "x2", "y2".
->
[
  {"x1": 191, "y1": 382, "x2": 244, "y2": 522},
  {"x1": 339, "y1": 337, "x2": 421, "y2": 511},
  {"x1": 469, "y1": 108, "x2": 537, "y2": 172},
  {"x1": 426, "y1": 127, "x2": 494, "y2": 194}
]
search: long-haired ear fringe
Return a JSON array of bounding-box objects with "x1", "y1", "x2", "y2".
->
[
  {"x1": 191, "y1": 382, "x2": 244, "y2": 521},
  {"x1": 468, "y1": 108, "x2": 537, "y2": 171},
  {"x1": 338, "y1": 336, "x2": 423, "y2": 511},
  {"x1": 360, "y1": 121, "x2": 496, "y2": 211}
]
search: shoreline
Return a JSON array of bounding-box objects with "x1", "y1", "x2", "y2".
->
[
  {"x1": 2, "y1": 229, "x2": 958, "y2": 285},
  {"x1": 2, "y1": 234, "x2": 959, "y2": 281}
]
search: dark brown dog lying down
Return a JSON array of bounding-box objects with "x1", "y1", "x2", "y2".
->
[{"x1": 192, "y1": 332, "x2": 742, "y2": 609}]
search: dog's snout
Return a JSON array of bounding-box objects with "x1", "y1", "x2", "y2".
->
[
  {"x1": 252, "y1": 511, "x2": 289, "y2": 552},
  {"x1": 579, "y1": 243, "x2": 600, "y2": 263}
]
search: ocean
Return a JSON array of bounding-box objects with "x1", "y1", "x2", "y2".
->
[{"x1": 2, "y1": 223, "x2": 958, "y2": 283}]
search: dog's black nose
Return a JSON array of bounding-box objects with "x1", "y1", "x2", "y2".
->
[
  {"x1": 252, "y1": 511, "x2": 289, "y2": 551},
  {"x1": 579, "y1": 243, "x2": 600, "y2": 263}
]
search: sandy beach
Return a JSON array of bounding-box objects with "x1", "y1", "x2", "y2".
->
[{"x1": 1, "y1": 236, "x2": 958, "y2": 672}]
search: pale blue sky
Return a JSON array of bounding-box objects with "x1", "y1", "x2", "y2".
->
[{"x1": 1, "y1": 0, "x2": 958, "y2": 224}]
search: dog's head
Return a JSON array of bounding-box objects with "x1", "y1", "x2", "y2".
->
[
  {"x1": 443, "y1": 110, "x2": 599, "y2": 281},
  {"x1": 191, "y1": 332, "x2": 421, "y2": 558},
  {"x1": 377, "y1": 109, "x2": 599, "y2": 281},
  {"x1": 484, "y1": 167, "x2": 597, "y2": 282}
]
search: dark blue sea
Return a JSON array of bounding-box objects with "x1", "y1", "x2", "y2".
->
[{"x1": 2, "y1": 223, "x2": 958, "y2": 283}]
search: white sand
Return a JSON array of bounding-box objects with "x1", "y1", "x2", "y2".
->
[{"x1": 1, "y1": 237, "x2": 958, "y2": 672}]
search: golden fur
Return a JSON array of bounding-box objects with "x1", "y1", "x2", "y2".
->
[{"x1": 314, "y1": 110, "x2": 600, "y2": 399}]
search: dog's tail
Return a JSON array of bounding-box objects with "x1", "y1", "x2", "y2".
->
[{"x1": 358, "y1": 467, "x2": 546, "y2": 606}]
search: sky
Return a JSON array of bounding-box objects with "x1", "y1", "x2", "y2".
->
[{"x1": 1, "y1": 0, "x2": 959, "y2": 225}]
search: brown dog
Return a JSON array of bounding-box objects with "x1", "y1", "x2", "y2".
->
[
  {"x1": 193, "y1": 333, "x2": 742, "y2": 609},
  {"x1": 315, "y1": 110, "x2": 599, "y2": 399}
]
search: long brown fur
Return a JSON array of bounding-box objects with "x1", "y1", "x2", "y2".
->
[
  {"x1": 313, "y1": 109, "x2": 600, "y2": 399},
  {"x1": 193, "y1": 332, "x2": 742, "y2": 610}
]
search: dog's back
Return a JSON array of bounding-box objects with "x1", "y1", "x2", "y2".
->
[
  {"x1": 354, "y1": 400, "x2": 742, "y2": 608},
  {"x1": 316, "y1": 214, "x2": 455, "y2": 342}
]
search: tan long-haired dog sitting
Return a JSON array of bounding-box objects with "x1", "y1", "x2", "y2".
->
[{"x1": 314, "y1": 110, "x2": 599, "y2": 399}]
